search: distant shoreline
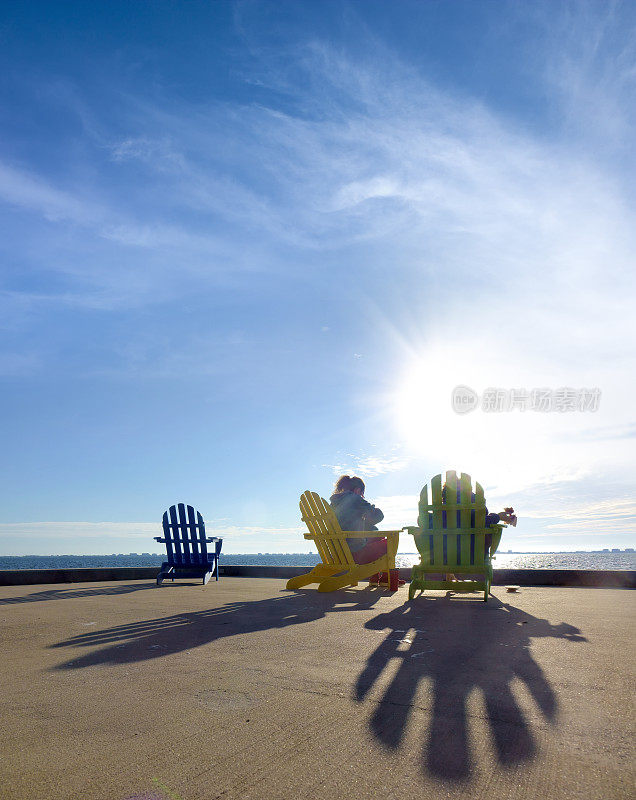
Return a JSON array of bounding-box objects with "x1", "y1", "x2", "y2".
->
[{"x1": 1, "y1": 552, "x2": 635, "y2": 571}]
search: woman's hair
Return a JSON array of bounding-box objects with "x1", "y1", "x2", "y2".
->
[{"x1": 333, "y1": 474, "x2": 366, "y2": 495}]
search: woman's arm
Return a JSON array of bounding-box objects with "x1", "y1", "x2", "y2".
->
[{"x1": 355, "y1": 495, "x2": 384, "y2": 525}]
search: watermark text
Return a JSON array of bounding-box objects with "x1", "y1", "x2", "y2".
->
[{"x1": 452, "y1": 385, "x2": 601, "y2": 414}]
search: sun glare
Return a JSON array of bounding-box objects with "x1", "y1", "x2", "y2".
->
[{"x1": 389, "y1": 339, "x2": 595, "y2": 500}]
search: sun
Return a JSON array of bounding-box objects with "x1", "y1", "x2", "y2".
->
[
  {"x1": 387, "y1": 338, "x2": 564, "y2": 499},
  {"x1": 391, "y1": 342, "x2": 486, "y2": 457}
]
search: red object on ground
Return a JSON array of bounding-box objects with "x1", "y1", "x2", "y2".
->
[{"x1": 367, "y1": 569, "x2": 405, "y2": 591}]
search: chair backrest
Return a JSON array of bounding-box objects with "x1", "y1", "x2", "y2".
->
[
  {"x1": 415, "y1": 528, "x2": 489, "y2": 570},
  {"x1": 417, "y1": 470, "x2": 487, "y2": 530},
  {"x1": 161, "y1": 503, "x2": 210, "y2": 567},
  {"x1": 299, "y1": 491, "x2": 355, "y2": 567},
  {"x1": 414, "y1": 471, "x2": 491, "y2": 569}
]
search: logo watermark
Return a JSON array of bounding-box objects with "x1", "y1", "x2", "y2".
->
[
  {"x1": 451, "y1": 386, "x2": 601, "y2": 414},
  {"x1": 452, "y1": 385, "x2": 480, "y2": 414}
]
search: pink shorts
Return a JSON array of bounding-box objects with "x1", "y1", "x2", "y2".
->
[{"x1": 352, "y1": 537, "x2": 388, "y2": 565}]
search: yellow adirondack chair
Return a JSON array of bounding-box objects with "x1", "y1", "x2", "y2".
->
[{"x1": 286, "y1": 491, "x2": 402, "y2": 592}]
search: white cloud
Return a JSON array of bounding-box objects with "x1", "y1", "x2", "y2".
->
[
  {"x1": 524, "y1": 497, "x2": 636, "y2": 522},
  {"x1": 0, "y1": 522, "x2": 157, "y2": 539},
  {"x1": 324, "y1": 451, "x2": 408, "y2": 478},
  {"x1": 108, "y1": 136, "x2": 187, "y2": 172},
  {"x1": 374, "y1": 495, "x2": 420, "y2": 530},
  {"x1": 0, "y1": 161, "x2": 97, "y2": 224},
  {"x1": 0, "y1": 521, "x2": 306, "y2": 556}
]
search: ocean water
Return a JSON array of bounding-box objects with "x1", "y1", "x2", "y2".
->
[{"x1": 0, "y1": 551, "x2": 634, "y2": 571}]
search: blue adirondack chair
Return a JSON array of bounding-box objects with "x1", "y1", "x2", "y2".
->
[{"x1": 154, "y1": 503, "x2": 222, "y2": 586}]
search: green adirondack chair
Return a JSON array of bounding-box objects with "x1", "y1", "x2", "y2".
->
[{"x1": 406, "y1": 470, "x2": 506, "y2": 602}]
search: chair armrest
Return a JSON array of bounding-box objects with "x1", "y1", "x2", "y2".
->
[
  {"x1": 489, "y1": 524, "x2": 504, "y2": 556},
  {"x1": 404, "y1": 525, "x2": 504, "y2": 535},
  {"x1": 153, "y1": 537, "x2": 166, "y2": 543},
  {"x1": 302, "y1": 530, "x2": 402, "y2": 539}
]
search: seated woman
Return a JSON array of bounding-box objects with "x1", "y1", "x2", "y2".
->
[{"x1": 329, "y1": 475, "x2": 387, "y2": 564}]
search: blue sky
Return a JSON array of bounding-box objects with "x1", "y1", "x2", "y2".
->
[{"x1": 1, "y1": 0, "x2": 635, "y2": 555}]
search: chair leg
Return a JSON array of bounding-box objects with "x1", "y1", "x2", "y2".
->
[
  {"x1": 318, "y1": 574, "x2": 359, "y2": 592},
  {"x1": 286, "y1": 565, "x2": 338, "y2": 590},
  {"x1": 156, "y1": 566, "x2": 174, "y2": 586},
  {"x1": 409, "y1": 564, "x2": 424, "y2": 600}
]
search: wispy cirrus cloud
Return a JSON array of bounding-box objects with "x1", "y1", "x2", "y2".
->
[
  {"x1": 4, "y1": 17, "x2": 635, "y2": 315},
  {"x1": 0, "y1": 161, "x2": 98, "y2": 224},
  {"x1": 323, "y1": 451, "x2": 408, "y2": 478}
]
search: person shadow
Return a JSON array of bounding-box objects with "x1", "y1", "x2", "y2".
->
[
  {"x1": 355, "y1": 595, "x2": 587, "y2": 782},
  {"x1": 49, "y1": 588, "x2": 382, "y2": 670}
]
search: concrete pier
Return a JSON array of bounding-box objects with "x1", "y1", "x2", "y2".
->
[{"x1": 0, "y1": 577, "x2": 634, "y2": 800}]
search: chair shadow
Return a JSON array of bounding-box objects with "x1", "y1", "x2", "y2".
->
[
  {"x1": 355, "y1": 595, "x2": 587, "y2": 782},
  {"x1": 0, "y1": 583, "x2": 159, "y2": 605},
  {"x1": 49, "y1": 588, "x2": 382, "y2": 670}
]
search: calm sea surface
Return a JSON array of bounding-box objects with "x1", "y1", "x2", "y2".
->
[{"x1": 0, "y1": 552, "x2": 634, "y2": 571}]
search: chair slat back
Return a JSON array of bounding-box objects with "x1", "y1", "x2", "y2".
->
[
  {"x1": 445, "y1": 470, "x2": 458, "y2": 530},
  {"x1": 423, "y1": 471, "x2": 488, "y2": 529},
  {"x1": 415, "y1": 531, "x2": 488, "y2": 569},
  {"x1": 430, "y1": 474, "x2": 444, "y2": 529},
  {"x1": 416, "y1": 484, "x2": 429, "y2": 530},
  {"x1": 178, "y1": 503, "x2": 192, "y2": 565},
  {"x1": 412, "y1": 471, "x2": 495, "y2": 568},
  {"x1": 459, "y1": 472, "x2": 472, "y2": 528},
  {"x1": 302, "y1": 492, "x2": 331, "y2": 563},
  {"x1": 161, "y1": 504, "x2": 207, "y2": 567},
  {"x1": 475, "y1": 481, "x2": 486, "y2": 529},
  {"x1": 299, "y1": 491, "x2": 355, "y2": 567}
]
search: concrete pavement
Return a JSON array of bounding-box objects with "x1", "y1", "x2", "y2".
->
[{"x1": 0, "y1": 578, "x2": 634, "y2": 800}]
